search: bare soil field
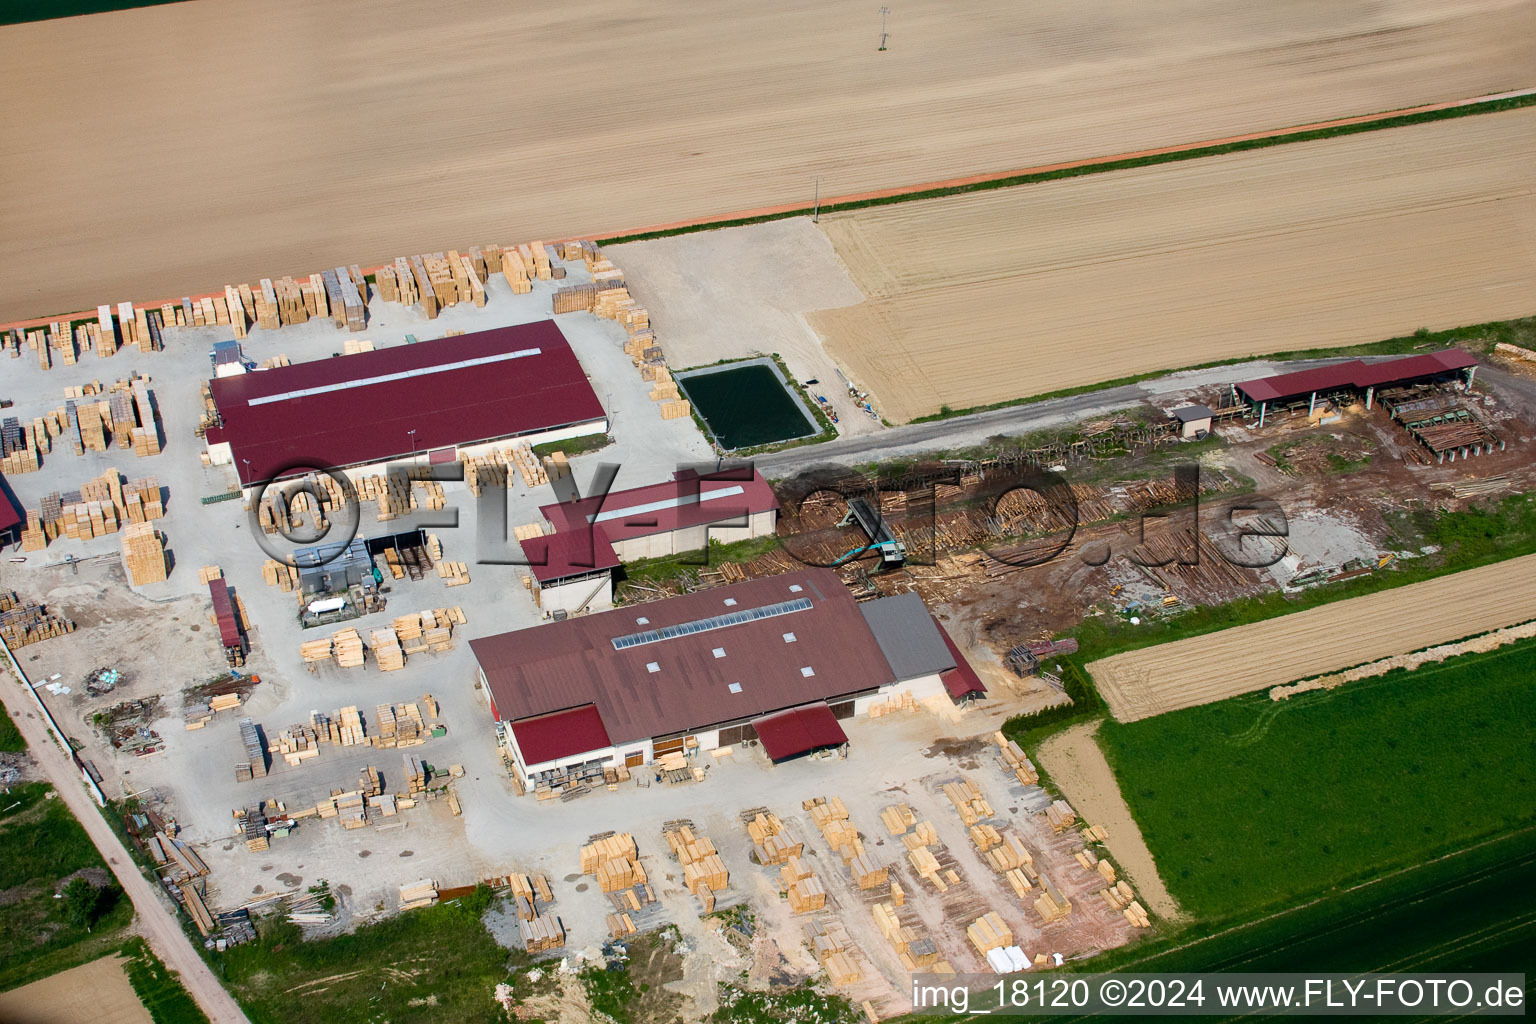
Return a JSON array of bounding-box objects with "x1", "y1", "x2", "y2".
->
[
  {"x1": 1087, "y1": 553, "x2": 1536, "y2": 722},
  {"x1": 1035, "y1": 722, "x2": 1181, "y2": 921},
  {"x1": 4, "y1": 0, "x2": 1535, "y2": 320},
  {"x1": 0, "y1": 955, "x2": 151, "y2": 1024},
  {"x1": 809, "y1": 107, "x2": 1536, "y2": 422}
]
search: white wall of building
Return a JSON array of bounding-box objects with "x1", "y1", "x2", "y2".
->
[
  {"x1": 538, "y1": 573, "x2": 614, "y2": 617},
  {"x1": 609, "y1": 508, "x2": 777, "y2": 562}
]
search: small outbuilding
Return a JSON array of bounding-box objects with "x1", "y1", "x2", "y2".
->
[{"x1": 1170, "y1": 404, "x2": 1213, "y2": 439}]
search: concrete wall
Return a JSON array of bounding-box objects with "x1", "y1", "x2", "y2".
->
[
  {"x1": 538, "y1": 572, "x2": 614, "y2": 616},
  {"x1": 608, "y1": 508, "x2": 777, "y2": 562}
]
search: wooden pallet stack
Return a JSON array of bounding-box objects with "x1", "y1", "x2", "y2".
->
[
  {"x1": 943, "y1": 778, "x2": 994, "y2": 826},
  {"x1": 804, "y1": 919, "x2": 863, "y2": 986},
  {"x1": 880, "y1": 803, "x2": 918, "y2": 837},
  {"x1": 665, "y1": 824, "x2": 729, "y2": 911},
  {"x1": 436, "y1": 560, "x2": 471, "y2": 586},
  {"x1": 373, "y1": 701, "x2": 429, "y2": 748},
  {"x1": 120, "y1": 522, "x2": 167, "y2": 585},
  {"x1": 659, "y1": 399, "x2": 692, "y2": 421},
  {"x1": 399, "y1": 879, "x2": 438, "y2": 912},
  {"x1": 0, "y1": 599, "x2": 75, "y2": 648},
  {"x1": 582, "y1": 833, "x2": 642, "y2": 891},
  {"x1": 746, "y1": 811, "x2": 803, "y2": 865},
  {"x1": 402, "y1": 754, "x2": 427, "y2": 793}
]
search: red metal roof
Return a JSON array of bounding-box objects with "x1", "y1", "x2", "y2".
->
[
  {"x1": 752, "y1": 703, "x2": 848, "y2": 762},
  {"x1": 206, "y1": 321, "x2": 605, "y2": 486},
  {"x1": 509, "y1": 704, "x2": 612, "y2": 767},
  {"x1": 0, "y1": 473, "x2": 22, "y2": 535},
  {"x1": 470, "y1": 569, "x2": 894, "y2": 746},
  {"x1": 1236, "y1": 349, "x2": 1477, "y2": 404},
  {"x1": 521, "y1": 528, "x2": 621, "y2": 583},
  {"x1": 208, "y1": 579, "x2": 242, "y2": 648},
  {"x1": 932, "y1": 617, "x2": 987, "y2": 699},
  {"x1": 540, "y1": 467, "x2": 779, "y2": 543}
]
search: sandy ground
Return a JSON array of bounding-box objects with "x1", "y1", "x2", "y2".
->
[
  {"x1": 1035, "y1": 723, "x2": 1180, "y2": 921},
  {"x1": 0, "y1": 955, "x2": 151, "y2": 1024},
  {"x1": 608, "y1": 219, "x2": 880, "y2": 434},
  {"x1": 1087, "y1": 552, "x2": 1536, "y2": 722},
  {"x1": 808, "y1": 107, "x2": 1536, "y2": 421},
  {"x1": 4, "y1": 0, "x2": 1535, "y2": 319}
]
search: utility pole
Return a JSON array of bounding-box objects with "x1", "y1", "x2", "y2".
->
[
  {"x1": 878, "y1": 6, "x2": 889, "y2": 50},
  {"x1": 813, "y1": 176, "x2": 821, "y2": 223}
]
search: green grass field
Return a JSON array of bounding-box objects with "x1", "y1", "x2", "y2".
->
[
  {"x1": 0, "y1": 782, "x2": 134, "y2": 992},
  {"x1": 1097, "y1": 638, "x2": 1536, "y2": 921},
  {"x1": 220, "y1": 902, "x2": 527, "y2": 1024},
  {"x1": 120, "y1": 937, "x2": 210, "y2": 1024},
  {"x1": 0, "y1": 708, "x2": 25, "y2": 752}
]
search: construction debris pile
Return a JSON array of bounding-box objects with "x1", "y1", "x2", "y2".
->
[
  {"x1": 664, "y1": 822, "x2": 729, "y2": 913},
  {"x1": 0, "y1": 592, "x2": 75, "y2": 648}
]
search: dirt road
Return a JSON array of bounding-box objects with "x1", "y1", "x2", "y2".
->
[
  {"x1": 0, "y1": 689, "x2": 250, "y2": 1024},
  {"x1": 1087, "y1": 553, "x2": 1536, "y2": 722},
  {"x1": 809, "y1": 106, "x2": 1536, "y2": 421},
  {"x1": 1035, "y1": 722, "x2": 1181, "y2": 921},
  {"x1": 3, "y1": 0, "x2": 1532, "y2": 319}
]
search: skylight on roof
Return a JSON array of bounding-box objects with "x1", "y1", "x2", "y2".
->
[
  {"x1": 611, "y1": 597, "x2": 812, "y2": 650},
  {"x1": 712, "y1": 647, "x2": 726, "y2": 658},
  {"x1": 728, "y1": 682, "x2": 743, "y2": 694},
  {"x1": 646, "y1": 662, "x2": 660, "y2": 673},
  {"x1": 783, "y1": 632, "x2": 797, "y2": 643},
  {"x1": 723, "y1": 598, "x2": 737, "y2": 606},
  {"x1": 789, "y1": 584, "x2": 803, "y2": 593},
  {"x1": 800, "y1": 666, "x2": 815, "y2": 677},
  {"x1": 636, "y1": 616, "x2": 650, "y2": 625}
]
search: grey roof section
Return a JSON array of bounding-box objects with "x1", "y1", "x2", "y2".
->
[
  {"x1": 859, "y1": 593, "x2": 956, "y2": 681},
  {"x1": 1171, "y1": 404, "x2": 1213, "y2": 421}
]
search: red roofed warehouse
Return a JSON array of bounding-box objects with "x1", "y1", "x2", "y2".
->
[
  {"x1": 1232, "y1": 349, "x2": 1477, "y2": 426},
  {"x1": 204, "y1": 321, "x2": 606, "y2": 492},
  {"x1": 540, "y1": 466, "x2": 779, "y2": 562},
  {"x1": 468, "y1": 570, "x2": 983, "y2": 791}
]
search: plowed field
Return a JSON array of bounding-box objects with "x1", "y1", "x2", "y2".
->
[
  {"x1": 1086, "y1": 553, "x2": 1536, "y2": 721},
  {"x1": 3, "y1": 0, "x2": 1534, "y2": 319},
  {"x1": 810, "y1": 108, "x2": 1536, "y2": 421}
]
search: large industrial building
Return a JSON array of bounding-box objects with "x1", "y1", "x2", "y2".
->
[
  {"x1": 204, "y1": 321, "x2": 607, "y2": 492},
  {"x1": 469, "y1": 568, "x2": 986, "y2": 791},
  {"x1": 538, "y1": 467, "x2": 779, "y2": 562},
  {"x1": 1233, "y1": 348, "x2": 1477, "y2": 426}
]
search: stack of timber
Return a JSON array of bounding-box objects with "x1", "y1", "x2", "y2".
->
[
  {"x1": 967, "y1": 911, "x2": 1012, "y2": 956},
  {"x1": 880, "y1": 803, "x2": 917, "y2": 837},
  {"x1": 943, "y1": 778, "x2": 994, "y2": 825},
  {"x1": 659, "y1": 399, "x2": 692, "y2": 420},
  {"x1": 436, "y1": 560, "x2": 471, "y2": 586},
  {"x1": 333, "y1": 628, "x2": 365, "y2": 668},
  {"x1": 805, "y1": 796, "x2": 885, "y2": 888},
  {"x1": 399, "y1": 879, "x2": 438, "y2": 912},
  {"x1": 1044, "y1": 799, "x2": 1077, "y2": 832},
  {"x1": 373, "y1": 701, "x2": 432, "y2": 747},
  {"x1": 120, "y1": 522, "x2": 167, "y2": 585},
  {"x1": 370, "y1": 628, "x2": 405, "y2": 671},
  {"x1": 236, "y1": 718, "x2": 268, "y2": 780},
  {"x1": 402, "y1": 753, "x2": 427, "y2": 793},
  {"x1": 0, "y1": 598, "x2": 74, "y2": 648},
  {"x1": 664, "y1": 823, "x2": 729, "y2": 912},
  {"x1": 241, "y1": 804, "x2": 269, "y2": 852},
  {"x1": 995, "y1": 731, "x2": 1039, "y2": 785},
  {"x1": 981, "y1": 833, "x2": 1036, "y2": 875},
  {"x1": 523, "y1": 914, "x2": 565, "y2": 952},
  {"x1": 780, "y1": 855, "x2": 826, "y2": 914},
  {"x1": 872, "y1": 902, "x2": 948, "y2": 973},
  {"x1": 581, "y1": 832, "x2": 655, "y2": 914},
  {"x1": 746, "y1": 811, "x2": 803, "y2": 866},
  {"x1": 867, "y1": 691, "x2": 919, "y2": 718},
  {"x1": 804, "y1": 919, "x2": 863, "y2": 986},
  {"x1": 0, "y1": 417, "x2": 41, "y2": 474},
  {"x1": 1033, "y1": 874, "x2": 1072, "y2": 923},
  {"x1": 504, "y1": 871, "x2": 555, "y2": 922}
]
